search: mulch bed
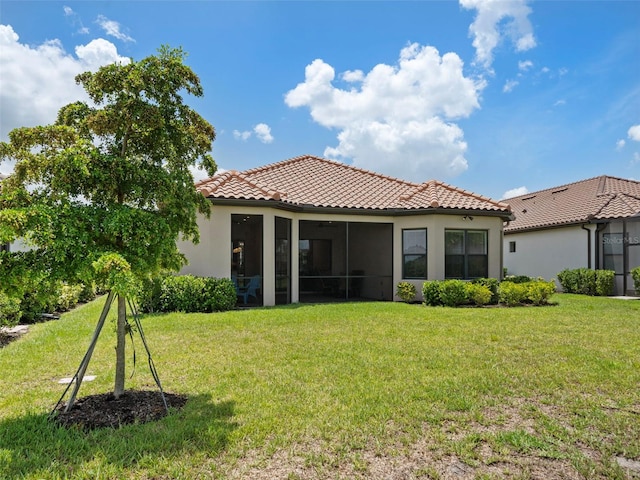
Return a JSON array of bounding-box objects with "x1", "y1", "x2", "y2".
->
[{"x1": 53, "y1": 390, "x2": 188, "y2": 430}]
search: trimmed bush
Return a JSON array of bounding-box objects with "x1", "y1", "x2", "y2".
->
[
  {"x1": 439, "y1": 280, "x2": 468, "y2": 307},
  {"x1": 465, "y1": 283, "x2": 492, "y2": 306},
  {"x1": 526, "y1": 280, "x2": 556, "y2": 305},
  {"x1": 595, "y1": 270, "x2": 615, "y2": 296},
  {"x1": 140, "y1": 274, "x2": 237, "y2": 313},
  {"x1": 203, "y1": 277, "x2": 237, "y2": 312},
  {"x1": 557, "y1": 268, "x2": 615, "y2": 296},
  {"x1": 159, "y1": 275, "x2": 205, "y2": 313},
  {"x1": 499, "y1": 282, "x2": 527, "y2": 306},
  {"x1": 396, "y1": 282, "x2": 417, "y2": 303},
  {"x1": 632, "y1": 266, "x2": 640, "y2": 295},
  {"x1": 472, "y1": 278, "x2": 500, "y2": 304},
  {"x1": 422, "y1": 281, "x2": 443, "y2": 306},
  {"x1": 56, "y1": 283, "x2": 83, "y2": 312}
]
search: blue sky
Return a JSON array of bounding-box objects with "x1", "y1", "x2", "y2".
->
[{"x1": 1, "y1": 1, "x2": 638, "y2": 200}]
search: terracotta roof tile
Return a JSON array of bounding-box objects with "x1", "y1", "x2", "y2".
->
[
  {"x1": 504, "y1": 175, "x2": 640, "y2": 233},
  {"x1": 196, "y1": 155, "x2": 511, "y2": 215}
]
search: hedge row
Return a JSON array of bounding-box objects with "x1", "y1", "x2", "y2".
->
[
  {"x1": 138, "y1": 275, "x2": 237, "y2": 313},
  {"x1": 421, "y1": 278, "x2": 556, "y2": 307},
  {"x1": 556, "y1": 268, "x2": 615, "y2": 296},
  {"x1": 0, "y1": 281, "x2": 97, "y2": 328}
]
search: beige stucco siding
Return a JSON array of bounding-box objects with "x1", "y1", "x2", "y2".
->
[
  {"x1": 503, "y1": 225, "x2": 595, "y2": 283},
  {"x1": 393, "y1": 214, "x2": 504, "y2": 301}
]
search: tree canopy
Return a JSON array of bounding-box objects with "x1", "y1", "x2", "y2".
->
[
  {"x1": 0, "y1": 45, "x2": 216, "y2": 397},
  {"x1": 0, "y1": 45, "x2": 216, "y2": 292}
]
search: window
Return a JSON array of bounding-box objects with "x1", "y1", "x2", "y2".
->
[
  {"x1": 445, "y1": 229, "x2": 488, "y2": 279},
  {"x1": 402, "y1": 229, "x2": 427, "y2": 279},
  {"x1": 509, "y1": 241, "x2": 516, "y2": 253}
]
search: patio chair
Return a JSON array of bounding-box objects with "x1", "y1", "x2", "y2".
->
[{"x1": 238, "y1": 275, "x2": 261, "y2": 305}]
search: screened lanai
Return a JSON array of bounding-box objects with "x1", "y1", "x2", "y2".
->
[{"x1": 298, "y1": 220, "x2": 393, "y2": 303}]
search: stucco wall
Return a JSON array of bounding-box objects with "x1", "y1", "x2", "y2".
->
[
  {"x1": 503, "y1": 225, "x2": 593, "y2": 282},
  {"x1": 393, "y1": 214, "x2": 504, "y2": 301},
  {"x1": 179, "y1": 204, "x2": 506, "y2": 306}
]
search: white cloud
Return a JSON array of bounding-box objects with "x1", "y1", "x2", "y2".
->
[
  {"x1": 628, "y1": 124, "x2": 640, "y2": 142},
  {"x1": 233, "y1": 130, "x2": 251, "y2": 141},
  {"x1": 285, "y1": 43, "x2": 484, "y2": 180},
  {"x1": 96, "y1": 15, "x2": 134, "y2": 42},
  {"x1": 0, "y1": 24, "x2": 129, "y2": 146},
  {"x1": 253, "y1": 123, "x2": 274, "y2": 144},
  {"x1": 553, "y1": 99, "x2": 566, "y2": 107},
  {"x1": 518, "y1": 60, "x2": 533, "y2": 71},
  {"x1": 503, "y1": 79, "x2": 519, "y2": 93},
  {"x1": 460, "y1": 0, "x2": 536, "y2": 70},
  {"x1": 616, "y1": 139, "x2": 626, "y2": 151},
  {"x1": 64, "y1": 6, "x2": 89, "y2": 35},
  {"x1": 502, "y1": 186, "x2": 529, "y2": 199}
]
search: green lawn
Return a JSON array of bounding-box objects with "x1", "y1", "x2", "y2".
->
[{"x1": 1, "y1": 295, "x2": 639, "y2": 479}]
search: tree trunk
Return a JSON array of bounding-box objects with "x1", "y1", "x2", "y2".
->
[{"x1": 114, "y1": 294, "x2": 126, "y2": 398}]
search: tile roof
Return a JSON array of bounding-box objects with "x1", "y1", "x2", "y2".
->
[
  {"x1": 504, "y1": 175, "x2": 640, "y2": 233},
  {"x1": 195, "y1": 155, "x2": 511, "y2": 216}
]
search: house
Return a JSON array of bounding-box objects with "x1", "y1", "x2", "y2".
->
[
  {"x1": 503, "y1": 175, "x2": 640, "y2": 295},
  {"x1": 179, "y1": 155, "x2": 513, "y2": 306}
]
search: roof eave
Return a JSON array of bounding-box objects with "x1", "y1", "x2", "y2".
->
[{"x1": 208, "y1": 196, "x2": 512, "y2": 218}]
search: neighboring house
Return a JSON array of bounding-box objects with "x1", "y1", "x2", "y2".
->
[
  {"x1": 179, "y1": 155, "x2": 513, "y2": 306},
  {"x1": 503, "y1": 175, "x2": 640, "y2": 295}
]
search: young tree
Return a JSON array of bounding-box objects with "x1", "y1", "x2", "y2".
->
[{"x1": 0, "y1": 46, "x2": 216, "y2": 398}]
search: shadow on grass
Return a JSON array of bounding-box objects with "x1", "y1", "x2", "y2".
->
[{"x1": 0, "y1": 393, "x2": 237, "y2": 478}]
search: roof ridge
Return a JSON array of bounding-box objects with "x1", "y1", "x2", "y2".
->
[
  {"x1": 198, "y1": 170, "x2": 285, "y2": 200},
  {"x1": 507, "y1": 175, "x2": 606, "y2": 200},
  {"x1": 243, "y1": 154, "x2": 420, "y2": 188},
  {"x1": 436, "y1": 179, "x2": 512, "y2": 211},
  {"x1": 399, "y1": 180, "x2": 440, "y2": 207}
]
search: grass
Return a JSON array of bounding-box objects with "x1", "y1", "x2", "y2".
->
[{"x1": 1, "y1": 294, "x2": 639, "y2": 479}]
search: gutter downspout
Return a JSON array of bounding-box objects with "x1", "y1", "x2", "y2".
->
[
  {"x1": 594, "y1": 223, "x2": 608, "y2": 269},
  {"x1": 581, "y1": 224, "x2": 592, "y2": 269}
]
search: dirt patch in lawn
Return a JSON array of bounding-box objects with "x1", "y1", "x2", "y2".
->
[{"x1": 53, "y1": 390, "x2": 188, "y2": 430}]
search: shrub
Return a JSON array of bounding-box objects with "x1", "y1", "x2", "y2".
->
[
  {"x1": 56, "y1": 283, "x2": 83, "y2": 312},
  {"x1": 465, "y1": 283, "x2": 492, "y2": 306},
  {"x1": 159, "y1": 275, "x2": 205, "y2": 313},
  {"x1": 422, "y1": 281, "x2": 442, "y2": 306},
  {"x1": 78, "y1": 282, "x2": 97, "y2": 303},
  {"x1": 632, "y1": 266, "x2": 640, "y2": 295},
  {"x1": 0, "y1": 291, "x2": 22, "y2": 327},
  {"x1": 503, "y1": 275, "x2": 533, "y2": 284},
  {"x1": 439, "y1": 280, "x2": 468, "y2": 307},
  {"x1": 557, "y1": 269, "x2": 579, "y2": 293},
  {"x1": 138, "y1": 273, "x2": 168, "y2": 313},
  {"x1": 472, "y1": 278, "x2": 500, "y2": 304},
  {"x1": 203, "y1": 277, "x2": 237, "y2": 312},
  {"x1": 526, "y1": 280, "x2": 556, "y2": 305},
  {"x1": 595, "y1": 270, "x2": 615, "y2": 296},
  {"x1": 141, "y1": 274, "x2": 237, "y2": 313},
  {"x1": 396, "y1": 282, "x2": 417, "y2": 303},
  {"x1": 558, "y1": 268, "x2": 614, "y2": 296},
  {"x1": 499, "y1": 282, "x2": 527, "y2": 306}
]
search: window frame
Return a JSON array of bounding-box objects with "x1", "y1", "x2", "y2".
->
[
  {"x1": 445, "y1": 229, "x2": 488, "y2": 279},
  {"x1": 402, "y1": 228, "x2": 428, "y2": 279}
]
